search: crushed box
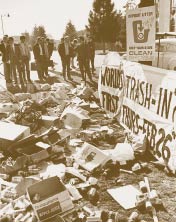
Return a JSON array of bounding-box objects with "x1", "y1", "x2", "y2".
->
[
  {"x1": 27, "y1": 176, "x2": 74, "y2": 221},
  {"x1": 0, "y1": 121, "x2": 30, "y2": 149}
]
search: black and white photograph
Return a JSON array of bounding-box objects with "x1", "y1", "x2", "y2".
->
[{"x1": 0, "y1": 0, "x2": 176, "y2": 221}]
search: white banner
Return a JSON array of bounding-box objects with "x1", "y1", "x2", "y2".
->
[
  {"x1": 126, "y1": 6, "x2": 156, "y2": 61},
  {"x1": 98, "y1": 53, "x2": 176, "y2": 171}
]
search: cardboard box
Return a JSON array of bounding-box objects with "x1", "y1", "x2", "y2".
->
[
  {"x1": 61, "y1": 105, "x2": 90, "y2": 129},
  {"x1": 39, "y1": 115, "x2": 60, "y2": 128},
  {"x1": 0, "y1": 103, "x2": 19, "y2": 113},
  {"x1": 0, "y1": 121, "x2": 30, "y2": 149},
  {"x1": 74, "y1": 142, "x2": 110, "y2": 172},
  {"x1": 27, "y1": 176, "x2": 74, "y2": 221},
  {"x1": 17, "y1": 142, "x2": 51, "y2": 163}
]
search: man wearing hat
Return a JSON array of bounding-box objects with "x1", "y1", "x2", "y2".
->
[
  {"x1": 58, "y1": 36, "x2": 73, "y2": 81},
  {"x1": 19, "y1": 35, "x2": 31, "y2": 82}
]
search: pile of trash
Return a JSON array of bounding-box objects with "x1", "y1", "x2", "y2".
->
[{"x1": 0, "y1": 82, "x2": 168, "y2": 222}]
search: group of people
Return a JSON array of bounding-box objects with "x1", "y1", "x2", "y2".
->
[
  {"x1": 58, "y1": 35, "x2": 95, "y2": 82},
  {"x1": 0, "y1": 34, "x2": 95, "y2": 91},
  {"x1": 0, "y1": 35, "x2": 31, "y2": 89},
  {"x1": 0, "y1": 35, "x2": 54, "y2": 90},
  {"x1": 33, "y1": 37, "x2": 54, "y2": 82}
]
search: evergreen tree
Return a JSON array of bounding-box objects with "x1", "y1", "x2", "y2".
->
[
  {"x1": 138, "y1": 0, "x2": 154, "y2": 8},
  {"x1": 38, "y1": 26, "x2": 47, "y2": 38},
  {"x1": 86, "y1": 0, "x2": 119, "y2": 51},
  {"x1": 30, "y1": 25, "x2": 47, "y2": 47},
  {"x1": 118, "y1": 16, "x2": 126, "y2": 51},
  {"x1": 63, "y1": 20, "x2": 77, "y2": 42}
]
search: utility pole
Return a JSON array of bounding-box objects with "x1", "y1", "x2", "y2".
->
[{"x1": 1, "y1": 14, "x2": 10, "y2": 36}]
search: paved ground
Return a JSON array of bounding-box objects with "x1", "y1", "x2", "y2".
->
[
  {"x1": 1, "y1": 51, "x2": 176, "y2": 221},
  {"x1": 0, "y1": 51, "x2": 105, "y2": 90}
]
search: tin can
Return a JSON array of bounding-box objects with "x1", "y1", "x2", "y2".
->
[
  {"x1": 132, "y1": 163, "x2": 141, "y2": 172},
  {"x1": 15, "y1": 213, "x2": 25, "y2": 222},
  {"x1": 20, "y1": 212, "x2": 31, "y2": 222},
  {"x1": 145, "y1": 200, "x2": 153, "y2": 211},
  {"x1": 28, "y1": 165, "x2": 37, "y2": 170},
  {"x1": 88, "y1": 187, "x2": 99, "y2": 204},
  {"x1": 12, "y1": 176, "x2": 23, "y2": 183},
  {"x1": 18, "y1": 171, "x2": 28, "y2": 177},
  {"x1": 139, "y1": 181, "x2": 148, "y2": 193},
  {"x1": 129, "y1": 211, "x2": 139, "y2": 221},
  {"x1": 28, "y1": 168, "x2": 40, "y2": 175},
  {"x1": 88, "y1": 177, "x2": 98, "y2": 185},
  {"x1": 136, "y1": 194, "x2": 146, "y2": 208}
]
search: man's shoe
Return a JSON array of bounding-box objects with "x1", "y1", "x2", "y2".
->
[
  {"x1": 27, "y1": 78, "x2": 32, "y2": 83},
  {"x1": 68, "y1": 77, "x2": 73, "y2": 81}
]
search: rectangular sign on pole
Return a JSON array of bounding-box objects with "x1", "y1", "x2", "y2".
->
[{"x1": 126, "y1": 6, "x2": 156, "y2": 61}]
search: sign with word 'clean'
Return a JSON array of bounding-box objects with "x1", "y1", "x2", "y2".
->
[
  {"x1": 98, "y1": 52, "x2": 176, "y2": 172},
  {"x1": 126, "y1": 6, "x2": 156, "y2": 61}
]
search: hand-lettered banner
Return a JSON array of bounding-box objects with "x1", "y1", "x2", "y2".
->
[{"x1": 98, "y1": 52, "x2": 176, "y2": 171}]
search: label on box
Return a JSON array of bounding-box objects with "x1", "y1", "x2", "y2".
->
[{"x1": 36, "y1": 201, "x2": 62, "y2": 221}]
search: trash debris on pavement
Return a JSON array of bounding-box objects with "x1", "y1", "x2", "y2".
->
[{"x1": 0, "y1": 80, "x2": 168, "y2": 222}]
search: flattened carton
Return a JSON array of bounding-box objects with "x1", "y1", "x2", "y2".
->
[
  {"x1": 75, "y1": 142, "x2": 110, "y2": 172},
  {"x1": 27, "y1": 176, "x2": 74, "y2": 221}
]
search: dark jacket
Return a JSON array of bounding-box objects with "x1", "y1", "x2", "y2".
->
[
  {"x1": 6, "y1": 44, "x2": 22, "y2": 64},
  {"x1": 0, "y1": 42, "x2": 9, "y2": 62},
  {"x1": 76, "y1": 42, "x2": 89, "y2": 61},
  {"x1": 87, "y1": 40, "x2": 95, "y2": 58},
  {"x1": 33, "y1": 43, "x2": 42, "y2": 61},
  {"x1": 48, "y1": 42, "x2": 54, "y2": 57},
  {"x1": 58, "y1": 42, "x2": 72, "y2": 59}
]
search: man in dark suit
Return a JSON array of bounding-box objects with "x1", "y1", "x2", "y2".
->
[
  {"x1": 87, "y1": 37, "x2": 95, "y2": 74},
  {"x1": 77, "y1": 36, "x2": 92, "y2": 82},
  {"x1": 19, "y1": 35, "x2": 31, "y2": 82},
  {"x1": 6, "y1": 37, "x2": 24, "y2": 86},
  {"x1": 58, "y1": 36, "x2": 72, "y2": 81},
  {"x1": 46, "y1": 38, "x2": 54, "y2": 69},
  {"x1": 41, "y1": 37, "x2": 50, "y2": 78},
  {"x1": 33, "y1": 37, "x2": 45, "y2": 82},
  {"x1": 46, "y1": 38, "x2": 54, "y2": 58},
  {"x1": 0, "y1": 35, "x2": 11, "y2": 83}
]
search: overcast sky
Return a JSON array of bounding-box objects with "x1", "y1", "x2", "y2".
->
[{"x1": 0, "y1": 0, "x2": 137, "y2": 39}]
